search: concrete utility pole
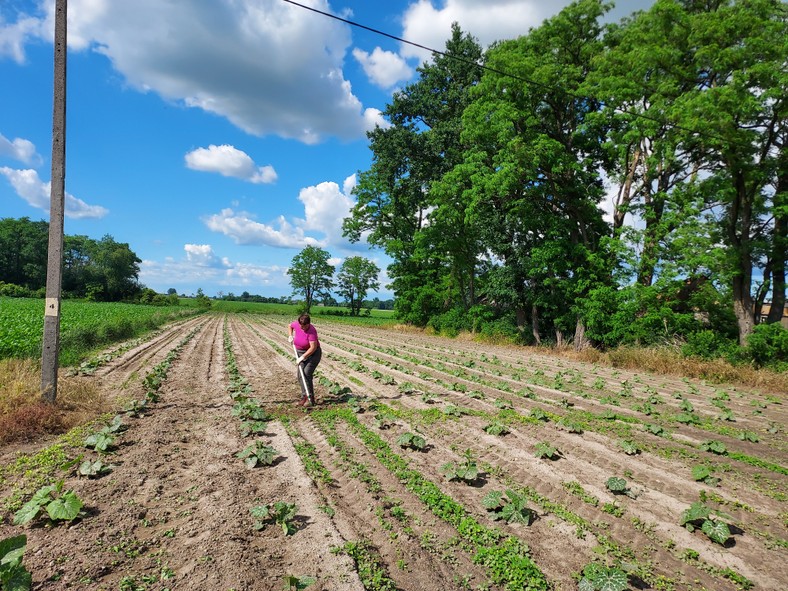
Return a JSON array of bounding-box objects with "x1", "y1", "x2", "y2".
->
[{"x1": 41, "y1": 0, "x2": 68, "y2": 403}]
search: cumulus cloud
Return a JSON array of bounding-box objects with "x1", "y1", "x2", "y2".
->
[
  {"x1": 139, "y1": 244, "x2": 287, "y2": 291},
  {"x1": 184, "y1": 144, "x2": 277, "y2": 184},
  {"x1": 352, "y1": 47, "x2": 413, "y2": 89},
  {"x1": 0, "y1": 0, "x2": 382, "y2": 143},
  {"x1": 203, "y1": 173, "x2": 360, "y2": 250},
  {"x1": 0, "y1": 167, "x2": 108, "y2": 219},
  {"x1": 203, "y1": 208, "x2": 319, "y2": 249},
  {"x1": 0, "y1": 133, "x2": 42, "y2": 166}
]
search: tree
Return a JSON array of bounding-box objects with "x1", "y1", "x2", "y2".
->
[
  {"x1": 344, "y1": 24, "x2": 484, "y2": 324},
  {"x1": 287, "y1": 246, "x2": 334, "y2": 313},
  {"x1": 337, "y1": 257, "x2": 381, "y2": 315}
]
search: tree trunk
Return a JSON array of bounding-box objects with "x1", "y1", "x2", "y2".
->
[
  {"x1": 574, "y1": 319, "x2": 590, "y2": 351},
  {"x1": 767, "y1": 169, "x2": 786, "y2": 324},
  {"x1": 531, "y1": 304, "x2": 541, "y2": 345}
]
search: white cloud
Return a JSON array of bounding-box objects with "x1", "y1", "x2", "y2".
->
[
  {"x1": 202, "y1": 208, "x2": 319, "y2": 249},
  {"x1": 0, "y1": 133, "x2": 42, "y2": 166},
  {"x1": 139, "y1": 244, "x2": 287, "y2": 292},
  {"x1": 0, "y1": 167, "x2": 108, "y2": 219},
  {"x1": 203, "y1": 173, "x2": 360, "y2": 250},
  {"x1": 352, "y1": 47, "x2": 413, "y2": 88},
  {"x1": 184, "y1": 144, "x2": 277, "y2": 184},
  {"x1": 0, "y1": 0, "x2": 381, "y2": 143}
]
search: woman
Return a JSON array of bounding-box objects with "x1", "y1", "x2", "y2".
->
[{"x1": 288, "y1": 312, "x2": 322, "y2": 406}]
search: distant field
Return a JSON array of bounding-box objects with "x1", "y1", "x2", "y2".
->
[
  {"x1": 0, "y1": 297, "x2": 202, "y2": 365},
  {"x1": 210, "y1": 299, "x2": 397, "y2": 326}
]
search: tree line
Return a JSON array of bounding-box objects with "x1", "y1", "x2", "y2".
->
[
  {"x1": 342, "y1": 0, "x2": 786, "y2": 355},
  {"x1": 0, "y1": 217, "x2": 142, "y2": 302}
]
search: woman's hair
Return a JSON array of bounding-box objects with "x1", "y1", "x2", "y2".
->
[{"x1": 298, "y1": 313, "x2": 311, "y2": 326}]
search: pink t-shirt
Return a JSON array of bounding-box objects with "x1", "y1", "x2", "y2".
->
[{"x1": 290, "y1": 321, "x2": 319, "y2": 350}]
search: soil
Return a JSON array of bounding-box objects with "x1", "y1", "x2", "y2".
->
[{"x1": 0, "y1": 314, "x2": 785, "y2": 591}]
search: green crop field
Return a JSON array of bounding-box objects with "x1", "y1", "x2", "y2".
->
[{"x1": 0, "y1": 297, "x2": 202, "y2": 365}]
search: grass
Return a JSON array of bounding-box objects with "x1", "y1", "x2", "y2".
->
[{"x1": 0, "y1": 358, "x2": 109, "y2": 445}]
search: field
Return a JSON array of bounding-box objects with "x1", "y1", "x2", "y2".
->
[
  {"x1": 0, "y1": 313, "x2": 785, "y2": 591},
  {"x1": 0, "y1": 297, "x2": 201, "y2": 365}
]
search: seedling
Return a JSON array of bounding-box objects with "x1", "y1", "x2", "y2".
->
[
  {"x1": 484, "y1": 422, "x2": 509, "y2": 436},
  {"x1": 236, "y1": 441, "x2": 280, "y2": 468},
  {"x1": 282, "y1": 575, "x2": 316, "y2": 590},
  {"x1": 0, "y1": 535, "x2": 31, "y2": 591},
  {"x1": 558, "y1": 419, "x2": 583, "y2": 434},
  {"x1": 232, "y1": 400, "x2": 271, "y2": 421},
  {"x1": 397, "y1": 382, "x2": 419, "y2": 394},
  {"x1": 691, "y1": 465, "x2": 720, "y2": 487},
  {"x1": 700, "y1": 440, "x2": 727, "y2": 455},
  {"x1": 441, "y1": 455, "x2": 479, "y2": 484},
  {"x1": 13, "y1": 481, "x2": 84, "y2": 525},
  {"x1": 373, "y1": 412, "x2": 396, "y2": 429},
  {"x1": 619, "y1": 440, "x2": 640, "y2": 456},
  {"x1": 534, "y1": 442, "x2": 560, "y2": 460},
  {"x1": 578, "y1": 562, "x2": 629, "y2": 591},
  {"x1": 442, "y1": 404, "x2": 463, "y2": 417},
  {"x1": 84, "y1": 431, "x2": 116, "y2": 454},
  {"x1": 251, "y1": 501, "x2": 298, "y2": 535},
  {"x1": 420, "y1": 392, "x2": 438, "y2": 404},
  {"x1": 397, "y1": 432, "x2": 426, "y2": 451},
  {"x1": 738, "y1": 430, "x2": 759, "y2": 443},
  {"x1": 482, "y1": 490, "x2": 534, "y2": 524},
  {"x1": 606, "y1": 477, "x2": 636, "y2": 499},
  {"x1": 529, "y1": 408, "x2": 549, "y2": 421},
  {"x1": 644, "y1": 423, "x2": 665, "y2": 436},
  {"x1": 493, "y1": 399, "x2": 512, "y2": 410},
  {"x1": 77, "y1": 459, "x2": 113, "y2": 478},
  {"x1": 467, "y1": 390, "x2": 485, "y2": 399},
  {"x1": 680, "y1": 502, "x2": 732, "y2": 545},
  {"x1": 239, "y1": 420, "x2": 270, "y2": 437}
]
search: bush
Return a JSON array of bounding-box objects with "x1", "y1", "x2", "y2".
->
[
  {"x1": 427, "y1": 307, "x2": 470, "y2": 337},
  {"x1": 682, "y1": 330, "x2": 738, "y2": 360},
  {"x1": 744, "y1": 323, "x2": 788, "y2": 370}
]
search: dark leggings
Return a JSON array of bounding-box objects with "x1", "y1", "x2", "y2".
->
[{"x1": 296, "y1": 347, "x2": 321, "y2": 399}]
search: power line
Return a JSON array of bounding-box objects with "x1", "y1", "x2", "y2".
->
[{"x1": 281, "y1": 0, "x2": 748, "y2": 147}]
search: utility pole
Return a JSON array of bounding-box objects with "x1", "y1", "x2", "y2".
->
[{"x1": 41, "y1": 0, "x2": 67, "y2": 403}]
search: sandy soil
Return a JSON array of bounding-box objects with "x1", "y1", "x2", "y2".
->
[{"x1": 1, "y1": 313, "x2": 785, "y2": 591}]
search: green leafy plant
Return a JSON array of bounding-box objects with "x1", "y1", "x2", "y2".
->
[
  {"x1": 605, "y1": 477, "x2": 636, "y2": 499},
  {"x1": 680, "y1": 502, "x2": 732, "y2": 545},
  {"x1": 373, "y1": 412, "x2": 396, "y2": 429},
  {"x1": 13, "y1": 481, "x2": 84, "y2": 525},
  {"x1": 482, "y1": 490, "x2": 534, "y2": 525},
  {"x1": 396, "y1": 432, "x2": 426, "y2": 451},
  {"x1": 236, "y1": 441, "x2": 280, "y2": 468},
  {"x1": 84, "y1": 431, "x2": 116, "y2": 453},
  {"x1": 441, "y1": 404, "x2": 463, "y2": 417},
  {"x1": 644, "y1": 423, "x2": 665, "y2": 436},
  {"x1": 232, "y1": 400, "x2": 271, "y2": 421},
  {"x1": 0, "y1": 535, "x2": 32, "y2": 591},
  {"x1": 738, "y1": 430, "x2": 759, "y2": 443},
  {"x1": 558, "y1": 419, "x2": 583, "y2": 434},
  {"x1": 440, "y1": 451, "x2": 479, "y2": 483},
  {"x1": 77, "y1": 459, "x2": 113, "y2": 478},
  {"x1": 700, "y1": 440, "x2": 727, "y2": 455},
  {"x1": 239, "y1": 420, "x2": 270, "y2": 437},
  {"x1": 251, "y1": 501, "x2": 298, "y2": 535},
  {"x1": 691, "y1": 465, "x2": 720, "y2": 487},
  {"x1": 529, "y1": 408, "x2": 549, "y2": 421},
  {"x1": 534, "y1": 442, "x2": 560, "y2": 460},
  {"x1": 484, "y1": 422, "x2": 509, "y2": 436},
  {"x1": 282, "y1": 575, "x2": 316, "y2": 590},
  {"x1": 619, "y1": 440, "x2": 640, "y2": 456},
  {"x1": 578, "y1": 562, "x2": 629, "y2": 591}
]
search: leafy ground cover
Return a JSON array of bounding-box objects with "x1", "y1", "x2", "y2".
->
[
  {"x1": 0, "y1": 313, "x2": 784, "y2": 590},
  {"x1": 0, "y1": 297, "x2": 201, "y2": 364}
]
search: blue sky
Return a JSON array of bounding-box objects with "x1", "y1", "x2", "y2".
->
[{"x1": 1, "y1": 0, "x2": 652, "y2": 299}]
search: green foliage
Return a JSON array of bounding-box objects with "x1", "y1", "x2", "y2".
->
[
  {"x1": 77, "y1": 459, "x2": 113, "y2": 478},
  {"x1": 700, "y1": 440, "x2": 727, "y2": 455},
  {"x1": 680, "y1": 502, "x2": 732, "y2": 545},
  {"x1": 743, "y1": 323, "x2": 788, "y2": 370},
  {"x1": 682, "y1": 330, "x2": 738, "y2": 361},
  {"x1": 0, "y1": 535, "x2": 32, "y2": 591},
  {"x1": 691, "y1": 465, "x2": 720, "y2": 487},
  {"x1": 282, "y1": 575, "x2": 316, "y2": 590},
  {"x1": 482, "y1": 490, "x2": 534, "y2": 525},
  {"x1": 534, "y1": 442, "x2": 560, "y2": 460},
  {"x1": 287, "y1": 246, "x2": 334, "y2": 313},
  {"x1": 578, "y1": 562, "x2": 629, "y2": 591},
  {"x1": 440, "y1": 453, "x2": 479, "y2": 484},
  {"x1": 236, "y1": 441, "x2": 280, "y2": 468},
  {"x1": 13, "y1": 481, "x2": 84, "y2": 525},
  {"x1": 396, "y1": 432, "x2": 426, "y2": 451},
  {"x1": 251, "y1": 501, "x2": 298, "y2": 535},
  {"x1": 483, "y1": 422, "x2": 509, "y2": 436},
  {"x1": 605, "y1": 477, "x2": 636, "y2": 499}
]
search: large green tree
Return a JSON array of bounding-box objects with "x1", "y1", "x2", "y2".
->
[
  {"x1": 344, "y1": 24, "x2": 484, "y2": 324},
  {"x1": 336, "y1": 256, "x2": 380, "y2": 316},
  {"x1": 0, "y1": 217, "x2": 48, "y2": 289},
  {"x1": 440, "y1": 0, "x2": 611, "y2": 343},
  {"x1": 287, "y1": 246, "x2": 334, "y2": 313}
]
